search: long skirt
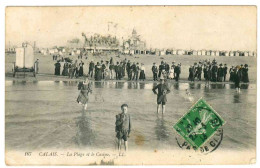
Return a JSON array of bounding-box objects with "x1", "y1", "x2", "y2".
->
[
  {"x1": 77, "y1": 91, "x2": 89, "y2": 104},
  {"x1": 139, "y1": 70, "x2": 146, "y2": 80}
]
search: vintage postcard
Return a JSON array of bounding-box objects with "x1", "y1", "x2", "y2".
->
[{"x1": 5, "y1": 6, "x2": 256, "y2": 165}]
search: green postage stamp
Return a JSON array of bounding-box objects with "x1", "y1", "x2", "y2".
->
[{"x1": 174, "y1": 98, "x2": 225, "y2": 149}]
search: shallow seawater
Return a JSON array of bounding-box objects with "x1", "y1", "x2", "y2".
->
[{"x1": 5, "y1": 81, "x2": 256, "y2": 151}]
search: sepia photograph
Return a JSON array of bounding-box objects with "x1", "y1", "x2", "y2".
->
[{"x1": 4, "y1": 6, "x2": 257, "y2": 165}]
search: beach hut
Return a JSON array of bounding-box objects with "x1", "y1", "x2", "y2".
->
[
  {"x1": 172, "y1": 50, "x2": 177, "y2": 55},
  {"x1": 129, "y1": 49, "x2": 135, "y2": 55},
  {"x1": 13, "y1": 44, "x2": 36, "y2": 77},
  {"x1": 253, "y1": 51, "x2": 256, "y2": 57},
  {"x1": 224, "y1": 51, "x2": 229, "y2": 56},
  {"x1": 215, "y1": 51, "x2": 220, "y2": 56},
  {"x1": 206, "y1": 51, "x2": 211, "y2": 56},
  {"x1": 193, "y1": 50, "x2": 198, "y2": 56},
  {"x1": 145, "y1": 50, "x2": 150, "y2": 55},
  {"x1": 229, "y1": 51, "x2": 234, "y2": 57},
  {"x1": 177, "y1": 50, "x2": 185, "y2": 55},
  {"x1": 235, "y1": 51, "x2": 240, "y2": 57},
  {"x1": 197, "y1": 50, "x2": 202, "y2": 56},
  {"x1": 155, "y1": 49, "x2": 160, "y2": 56},
  {"x1": 166, "y1": 49, "x2": 172, "y2": 55},
  {"x1": 244, "y1": 51, "x2": 249, "y2": 57},
  {"x1": 160, "y1": 50, "x2": 166, "y2": 56},
  {"x1": 201, "y1": 50, "x2": 206, "y2": 56},
  {"x1": 211, "y1": 51, "x2": 216, "y2": 56}
]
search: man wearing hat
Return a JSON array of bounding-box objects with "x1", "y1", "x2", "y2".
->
[
  {"x1": 174, "y1": 63, "x2": 181, "y2": 82},
  {"x1": 126, "y1": 60, "x2": 131, "y2": 80},
  {"x1": 223, "y1": 64, "x2": 228, "y2": 82},
  {"x1": 159, "y1": 61, "x2": 165, "y2": 78},
  {"x1": 88, "y1": 60, "x2": 95, "y2": 78},
  {"x1": 152, "y1": 79, "x2": 170, "y2": 114},
  {"x1": 242, "y1": 64, "x2": 249, "y2": 83},
  {"x1": 239, "y1": 64, "x2": 244, "y2": 81},
  {"x1": 152, "y1": 63, "x2": 158, "y2": 81},
  {"x1": 211, "y1": 62, "x2": 218, "y2": 82},
  {"x1": 217, "y1": 63, "x2": 224, "y2": 82},
  {"x1": 233, "y1": 65, "x2": 242, "y2": 92}
]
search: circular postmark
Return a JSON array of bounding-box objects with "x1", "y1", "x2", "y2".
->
[{"x1": 175, "y1": 128, "x2": 223, "y2": 154}]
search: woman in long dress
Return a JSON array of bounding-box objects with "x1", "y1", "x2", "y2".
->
[
  {"x1": 77, "y1": 76, "x2": 92, "y2": 111},
  {"x1": 139, "y1": 63, "x2": 146, "y2": 81},
  {"x1": 168, "y1": 66, "x2": 174, "y2": 79},
  {"x1": 95, "y1": 62, "x2": 102, "y2": 81}
]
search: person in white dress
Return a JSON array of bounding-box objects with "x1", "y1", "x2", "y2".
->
[{"x1": 168, "y1": 66, "x2": 175, "y2": 79}]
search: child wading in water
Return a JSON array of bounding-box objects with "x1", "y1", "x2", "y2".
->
[
  {"x1": 115, "y1": 104, "x2": 131, "y2": 152},
  {"x1": 77, "y1": 75, "x2": 92, "y2": 111},
  {"x1": 152, "y1": 79, "x2": 171, "y2": 114}
]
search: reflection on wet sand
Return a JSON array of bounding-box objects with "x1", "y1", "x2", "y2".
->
[
  {"x1": 154, "y1": 116, "x2": 169, "y2": 141},
  {"x1": 115, "y1": 81, "x2": 125, "y2": 89},
  {"x1": 5, "y1": 80, "x2": 255, "y2": 151},
  {"x1": 233, "y1": 93, "x2": 241, "y2": 104},
  {"x1": 189, "y1": 82, "x2": 195, "y2": 89},
  {"x1": 74, "y1": 110, "x2": 95, "y2": 146}
]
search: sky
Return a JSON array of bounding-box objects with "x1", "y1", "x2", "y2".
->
[{"x1": 6, "y1": 6, "x2": 257, "y2": 51}]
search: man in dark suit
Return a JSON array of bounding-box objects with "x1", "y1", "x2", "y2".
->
[
  {"x1": 152, "y1": 63, "x2": 158, "y2": 81},
  {"x1": 88, "y1": 61, "x2": 95, "y2": 78},
  {"x1": 115, "y1": 62, "x2": 119, "y2": 80},
  {"x1": 223, "y1": 64, "x2": 228, "y2": 82},
  {"x1": 152, "y1": 79, "x2": 170, "y2": 114},
  {"x1": 131, "y1": 62, "x2": 137, "y2": 80},
  {"x1": 174, "y1": 64, "x2": 181, "y2": 82},
  {"x1": 158, "y1": 61, "x2": 165, "y2": 78}
]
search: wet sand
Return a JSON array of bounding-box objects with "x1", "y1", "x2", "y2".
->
[{"x1": 5, "y1": 81, "x2": 256, "y2": 151}]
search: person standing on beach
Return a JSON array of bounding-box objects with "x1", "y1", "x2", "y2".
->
[
  {"x1": 233, "y1": 65, "x2": 242, "y2": 93},
  {"x1": 139, "y1": 63, "x2": 146, "y2": 81},
  {"x1": 78, "y1": 61, "x2": 84, "y2": 77},
  {"x1": 115, "y1": 62, "x2": 119, "y2": 80},
  {"x1": 77, "y1": 76, "x2": 92, "y2": 111},
  {"x1": 115, "y1": 104, "x2": 131, "y2": 152},
  {"x1": 126, "y1": 60, "x2": 131, "y2": 80},
  {"x1": 223, "y1": 64, "x2": 228, "y2": 82},
  {"x1": 54, "y1": 60, "x2": 61, "y2": 75},
  {"x1": 109, "y1": 62, "x2": 114, "y2": 80},
  {"x1": 34, "y1": 59, "x2": 39, "y2": 74},
  {"x1": 88, "y1": 61, "x2": 95, "y2": 78},
  {"x1": 152, "y1": 79, "x2": 170, "y2": 114},
  {"x1": 174, "y1": 64, "x2": 181, "y2": 82},
  {"x1": 152, "y1": 63, "x2": 158, "y2": 81},
  {"x1": 158, "y1": 61, "x2": 165, "y2": 78}
]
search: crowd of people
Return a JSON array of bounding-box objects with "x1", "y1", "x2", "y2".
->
[
  {"x1": 152, "y1": 61, "x2": 182, "y2": 81},
  {"x1": 53, "y1": 55, "x2": 250, "y2": 87},
  {"x1": 54, "y1": 59, "x2": 85, "y2": 78},
  {"x1": 88, "y1": 58, "x2": 147, "y2": 81},
  {"x1": 187, "y1": 59, "x2": 249, "y2": 84}
]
